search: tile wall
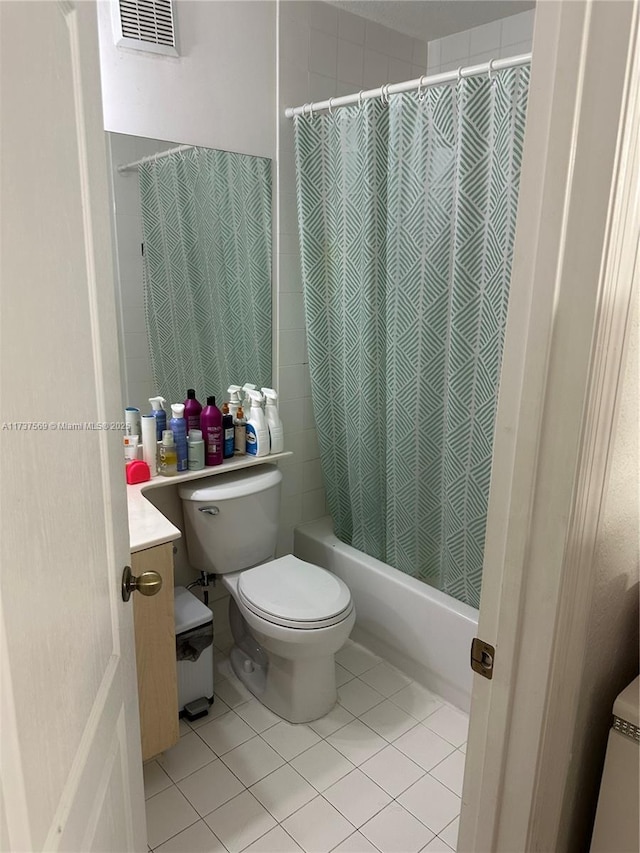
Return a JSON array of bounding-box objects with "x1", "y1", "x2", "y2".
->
[
  {"x1": 426, "y1": 9, "x2": 535, "y2": 74},
  {"x1": 275, "y1": 2, "x2": 429, "y2": 556}
]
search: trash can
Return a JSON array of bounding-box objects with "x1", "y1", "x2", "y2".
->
[
  {"x1": 174, "y1": 586, "x2": 214, "y2": 721},
  {"x1": 590, "y1": 675, "x2": 639, "y2": 852}
]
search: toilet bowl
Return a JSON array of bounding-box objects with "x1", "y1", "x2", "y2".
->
[{"x1": 179, "y1": 466, "x2": 355, "y2": 722}]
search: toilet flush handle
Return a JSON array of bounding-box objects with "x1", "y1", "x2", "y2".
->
[{"x1": 198, "y1": 506, "x2": 219, "y2": 516}]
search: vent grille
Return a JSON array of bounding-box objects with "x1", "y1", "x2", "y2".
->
[{"x1": 118, "y1": 0, "x2": 175, "y2": 48}]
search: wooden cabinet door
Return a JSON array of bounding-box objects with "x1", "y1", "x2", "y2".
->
[{"x1": 131, "y1": 543, "x2": 179, "y2": 761}]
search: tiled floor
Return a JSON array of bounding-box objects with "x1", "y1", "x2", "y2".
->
[{"x1": 144, "y1": 638, "x2": 467, "y2": 853}]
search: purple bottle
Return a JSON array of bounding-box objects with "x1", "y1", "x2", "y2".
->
[
  {"x1": 200, "y1": 395, "x2": 223, "y2": 466},
  {"x1": 183, "y1": 388, "x2": 202, "y2": 435}
]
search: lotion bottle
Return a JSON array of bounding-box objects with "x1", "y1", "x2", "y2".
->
[
  {"x1": 245, "y1": 391, "x2": 269, "y2": 457},
  {"x1": 261, "y1": 388, "x2": 284, "y2": 454}
]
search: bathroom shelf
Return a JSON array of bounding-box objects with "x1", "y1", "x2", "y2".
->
[{"x1": 138, "y1": 451, "x2": 293, "y2": 493}]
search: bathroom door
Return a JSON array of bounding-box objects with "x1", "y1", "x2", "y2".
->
[{"x1": 1, "y1": 2, "x2": 146, "y2": 851}]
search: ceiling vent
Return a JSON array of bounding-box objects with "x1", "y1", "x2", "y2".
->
[{"x1": 112, "y1": 0, "x2": 178, "y2": 56}]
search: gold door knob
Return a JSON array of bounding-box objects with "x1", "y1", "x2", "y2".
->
[{"x1": 121, "y1": 566, "x2": 163, "y2": 602}]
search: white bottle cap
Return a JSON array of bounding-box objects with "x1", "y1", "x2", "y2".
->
[
  {"x1": 171, "y1": 403, "x2": 185, "y2": 418},
  {"x1": 161, "y1": 430, "x2": 175, "y2": 445},
  {"x1": 189, "y1": 429, "x2": 203, "y2": 441}
]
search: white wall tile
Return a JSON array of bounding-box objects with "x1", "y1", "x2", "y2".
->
[
  {"x1": 388, "y1": 58, "x2": 413, "y2": 85},
  {"x1": 427, "y1": 40, "x2": 441, "y2": 70},
  {"x1": 337, "y1": 39, "x2": 364, "y2": 87},
  {"x1": 440, "y1": 29, "x2": 471, "y2": 65},
  {"x1": 279, "y1": 363, "x2": 307, "y2": 401},
  {"x1": 302, "y1": 458, "x2": 324, "y2": 492},
  {"x1": 363, "y1": 49, "x2": 388, "y2": 88},
  {"x1": 309, "y1": 28, "x2": 338, "y2": 77},
  {"x1": 501, "y1": 9, "x2": 535, "y2": 47},
  {"x1": 469, "y1": 21, "x2": 502, "y2": 57},
  {"x1": 279, "y1": 398, "x2": 305, "y2": 433},
  {"x1": 412, "y1": 39, "x2": 428, "y2": 68},
  {"x1": 279, "y1": 251, "x2": 303, "y2": 294},
  {"x1": 387, "y1": 28, "x2": 414, "y2": 62},
  {"x1": 280, "y1": 329, "x2": 307, "y2": 367},
  {"x1": 338, "y1": 10, "x2": 366, "y2": 46},
  {"x1": 302, "y1": 488, "x2": 327, "y2": 522},
  {"x1": 281, "y1": 17, "x2": 310, "y2": 73},
  {"x1": 308, "y1": 1, "x2": 338, "y2": 36},
  {"x1": 365, "y1": 20, "x2": 389, "y2": 55},
  {"x1": 308, "y1": 71, "x2": 336, "y2": 101},
  {"x1": 279, "y1": 292, "x2": 305, "y2": 331}
]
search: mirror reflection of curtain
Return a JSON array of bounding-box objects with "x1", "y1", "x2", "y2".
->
[{"x1": 139, "y1": 147, "x2": 272, "y2": 406}]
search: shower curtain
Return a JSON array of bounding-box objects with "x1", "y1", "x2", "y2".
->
[
  {"x1": 139, "y1": 147, "x2": 272, "y2": 406},
  {"x1": 294, "y1": 65, "x2": 529, "y2": 609}
]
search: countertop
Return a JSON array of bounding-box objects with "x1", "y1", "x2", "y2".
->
[{"x1": 127, "y1": 452, "x2": 292, "y2": 554}]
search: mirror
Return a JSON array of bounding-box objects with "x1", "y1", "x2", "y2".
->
[{"x1": 107, "y1": 132, "x2": 272, "y2": 413}]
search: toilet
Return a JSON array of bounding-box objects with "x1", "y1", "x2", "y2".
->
[{"x1": 178, "y1": 465, "x2": 355, "y2": 723}]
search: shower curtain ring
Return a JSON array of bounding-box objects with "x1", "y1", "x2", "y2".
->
[
  {"x1": 488, "y1": 58, "x2": 496, "y2": 84},
  {"x1": 328, "y1": 97, "x2": 334, "y2": 116},
  {"x1": 358, "y1": 90, "x2": 364, "y2": 108},
  {"x1": 457, "y1": 66, "x2": 464, "y2": 85},
  {"x1": 417, "y1": 75, "x2": 426, "y2": 101}
]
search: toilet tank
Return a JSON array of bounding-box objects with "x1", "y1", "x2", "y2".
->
[{"x1": 178, "y1": 465, "x2": 282, "y2": 574}]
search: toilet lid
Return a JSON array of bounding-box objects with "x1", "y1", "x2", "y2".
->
[{"x1": 238, "y1": 555, "x2": 352, "y2": 627}]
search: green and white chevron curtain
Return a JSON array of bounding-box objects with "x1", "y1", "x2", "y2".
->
[
  {"x1": 294, "y1": 66, "x2": 529, "y2": 609},
  {"x1": 139, "y1": 147, "x2": 272, "y2": 407}
]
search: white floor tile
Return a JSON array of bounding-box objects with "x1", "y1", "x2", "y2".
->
[
  {"x1": 421, "y1": 837, "x2": 454, "y2": 852},
  {"x1": 214, "y1": 652, "x2": 234, "y2": 682},
  {"x1": 215, "y1": 674, "x2": 254, "y2": 708},
  {"x1": 337, "y1": 679, "x2": 385, "y2": 716},
  {"x1": 324, "y1": 769, "x2": 391, "y2": 827},
  {"x1": 250, "y1": 764, "x2": 317, "y2": 822},
  {"x1": 221, "y1": 735, "x2": 285, "y2": 787},
  {"x1": 359, "y1": 663, "x2": 412, "y2": 697},
  {"x1": 157, "y1": 732, "x2": 216, "y2": 782},
  {"x1": 204, "y1": 791, "x2": 276, "y2": 853},
  {"x1": 327, "y1": 720, "x2": 387, "y2": 766},
  {"x1": 332, "y1": 831, "x2": 379, "y2": 852},
  {"x1": 359, "y1": 700, "x2": 417, "y2": 742},
  {"x1": 145, "y1": 785, "x2": 199, "y2": 850},
  {"x1": 360, "y1": 802, "x2": 434, "y2": 853},
  {"x1": 213, "y1": 631, "x2": 234, "y2": 653},
  {"x1": 197, "y1": 710, "x2": 255, "y2": 756},
  {"x1": 154, "y1": 818, "x2": 227, "y2": 853},
  {"x1": 261, "y1": 721, "x2": 321, "y2": 760},
  {"x1": 179, "y1": 718, "x2": 192, "y2": 736},
  {"x1": 177, "y1": 758, "x2": 245, "y2": 817},
  {"x1": 143, "y1": 760, "x2": 172, "y2": 800},
  {"x1": 282, "y1": 796, "x2": 355, "y2": 853},
  {"x1": 393, "y1": 724, "x2": 455, "y2": 771},
  {"x1": 234, "y1": 699, "x2": 281, "y2": 734},
  {"x1": 439, "y1": 816, "x2": 459, "y2": 850},
  {"x1": 308, "y1": 703, "x2": 355, "y2": 738},
  {"x1": 398, "y1": 774, "x2": 461, "y2": 835},
  {"x1": 388, "y1": 683, "x2": 443, "y2": 721},
  {"x1": 189, "y1": 698, "x2": 230, "y2": 730},
  {"x1": 290, "y1": 741, "x2": 355, "y2": 792},
  {"x1": 430, "y1": 750, "x2": 466, "y2": 797},
  {"x1": 335, "y1": 642, "x2": 381, "y2": 676},
  {"x1": 335, "y1": 662, "x2": 355, "y2": 687},
  {"x1": 458, "y1": 742, "x2": 467, "y2": 755},
  {"x1": 422, "y1": 706, "x2": 469, "y2": 747},
  {"x1": 359, "y1": 745, "x2": 425, "y2": 798},
  {"x1": 243, "y1": 825, "x2": 303, "y2": 852}
]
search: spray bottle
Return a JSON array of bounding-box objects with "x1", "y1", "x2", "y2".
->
[
  {"x1": 242, "y1": 383, "x2": 258, "y2": 414},
  {"x1": 245, "y1": 390, "x2": 269, "y2": 457},
  {"x1": 148, "y1": 396, "x2": 167, "y2": 441},
  {"x1": 169, "y1": 403, "x2": 188, "y2": 472},
  {"x1": 261, "y1": 388, "x2": 284, "y2": 454},
  {"x1": 227, "y1": 385, "x2": 242, "y2": 421}
]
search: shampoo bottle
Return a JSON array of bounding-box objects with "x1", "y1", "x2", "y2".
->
[
  {"x1": 148, "y1": 396, "x2": 167, "y2": 441},
  {"x1": 183, "y1": 388, "x2": 202, "y2": 435},
  {"x1": 200, "y1": 396, "x2": 223, "y2": 466},
  {"x1": 158, "y1": 430, "x2": 177, "y2": 476},
  {"x1": 169, "y1": 403, "x2": 188, "y2": 472},
  {"x1": 245, "y1": 391, "x2": 269, "y2": 457},
  {"x1": 234, "y1": 406, "x2": 247, "y2": 455},
  {"x1": 221, "y1": 403, "x2": 235, "y2": 459},
  {"x1": 261, "y1": 388, "x2": 284, "y2": 454}
]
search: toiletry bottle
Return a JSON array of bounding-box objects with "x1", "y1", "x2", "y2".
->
[
  {"x1": 261, "y1": 388, "x2": 284, "y2": 454},
  {"x1": 222, "y1": 402, "x2": 235, "y2": 459},
  {"x1": 245, "y1": 391, "x2": 269, "y2": 457},
  {"x1": 183, "y1": 388, "x2": 202, "y2": 435},
  {"x1": 125, "y1": 406, "x2": 141, "y2": 437},
  {"x1": 169, "y1": 403, "x2": 188, "y2": 472},
  {"x1": 234, "y1": 406, "x2": 247, "y2": 455},
  {"x1": 141, "y1": 414, "x2": 158, "y2": 476},
  {"x1": 158, "y1": 430, "x2": 177, "y2": 476},
  {"x1": 200, "y1": 395, "x2": 223, "y2": 466},
  {"x1": 227, "y1": 385, "x2": 242, "y2": 421},
  {"x1": 187, "y1": 429, "x2": 205, "y2": 471},
  {"x1": 123, "y1": 434, "x2": 139, "y2": 462},
  {"x1": 148, "y1": 396, "x2": 167, "y2": 441}
]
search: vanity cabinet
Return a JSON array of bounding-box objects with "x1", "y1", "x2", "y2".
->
[{"x1": 131, "y1": 542, "x2": 179, "y2": 761}]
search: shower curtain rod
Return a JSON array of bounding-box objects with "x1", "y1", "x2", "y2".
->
[
  {"x1": 285, "y1": 52, "x2": 531, "y2": 118},
  {"x1": 118, "y1": 143, "x2": 195, "y2": 173}
]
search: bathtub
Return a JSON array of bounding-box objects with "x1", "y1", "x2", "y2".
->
[{"x1": 294, "y1": 517, "x2": 479, "y2": 713}]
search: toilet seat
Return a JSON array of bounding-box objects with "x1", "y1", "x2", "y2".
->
[{"x1": 237, "y1": 555, "x2": 353, "y2": 630}]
